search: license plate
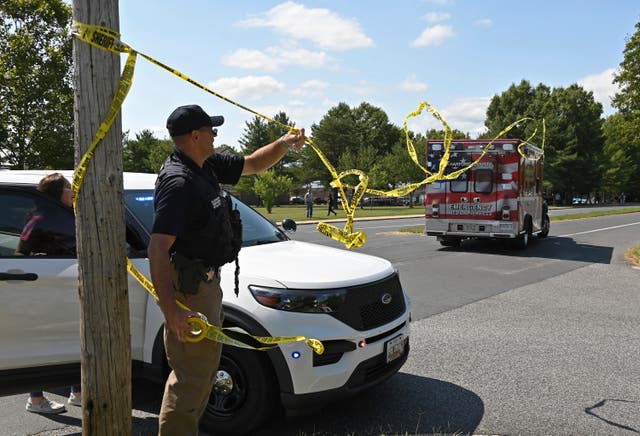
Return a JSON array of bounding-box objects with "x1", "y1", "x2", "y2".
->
[{"x1": 385, "y1": 334, "x2": 406, "y2": 363}]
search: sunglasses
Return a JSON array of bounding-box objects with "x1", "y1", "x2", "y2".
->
[{"x1": 198, "y1": 127, "x2": 218, "y2": 137}]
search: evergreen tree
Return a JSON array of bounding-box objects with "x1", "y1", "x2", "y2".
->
[
  {"x1": 236, "y1": 112, "x2": 302, "y2": 195},
  {"x1": 608, "y1": 20, "x2": 640, "y2": 199},
  {"x1": 602, "y1": 113, "x2": 640, "y2": 197},
  {"x1": 123, "y1": 130, "x2": 159, "y2": 173},
  {"x1": 612, "y1": 21, "x2": 640, "y2": 114}
]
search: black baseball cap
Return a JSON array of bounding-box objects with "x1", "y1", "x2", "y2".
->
[{"x1": 166, "y1": 104, "x2": 224, "y2": 137}]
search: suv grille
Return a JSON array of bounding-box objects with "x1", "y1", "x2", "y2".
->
[{"x1": 330, "y1": 273, "x2": 405, "y2": 331}]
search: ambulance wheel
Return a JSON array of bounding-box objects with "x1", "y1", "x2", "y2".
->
[
  {"x1": 514, "y1": 232, "x2": 529, "y2": 249},
  {"x1": 200, "y1": 345, "x2": 279, "y2": 435},
  {"x1": 539, "y1": 214, "x2": 550, "y2": 238},
  {"x1": 440, "y1": 237, "x2": 461, "y2": 247}
]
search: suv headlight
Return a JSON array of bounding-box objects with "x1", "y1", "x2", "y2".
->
[{"x1": 249, "y1": 285, "x2": 347, "y2": 313}]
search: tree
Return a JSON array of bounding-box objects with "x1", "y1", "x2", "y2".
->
[
  {"x1": 238, "y1": 112, "x2": 298, "y2": 174},
  {"x1": 147, "y1": 137, "x2": 174, "y2": 172},
  {"x1": 237, "y1": 112, "x2": 302, "y2": 195},
  {"x1": 543, "y1": 85, "x2": 604, "y2": 196},
  {"x1": 609, "y1": 20, "x2": 640, "y2": 199},
  {"x1": 602, "y1": 113, "x2": 640, "y2": 197},
  {"x1": 424, "y1": 128, "x2": 469, "y2": 140},
  {"x1": 0, "y1": 0, "x2": 74, "y2": 169},
  {"x1": 484, "y1": 80, "x2": 551, "y2": 140},
  {"x1": 253, "y1": 170, "x2": 292, "y2": 213},
  {"x1": 307, "y1": 102, "x2": 401, "y2": 188},
  {"x1": 338, "y1": 144, "x2": 381, "y2": 187},
  {"x1": 123, "y1": 129, "x2": 159, "y2": 173},
  {"x1": 612, "y1": 21, "x2": 640, "y2": 114},
  {"x1": 484, "y1": 80, "x2": 604, "y2": 197}
]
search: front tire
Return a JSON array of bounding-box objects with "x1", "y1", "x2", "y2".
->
[{"x1": 200, "y1": 345, "x2": 279, "y2": 435}]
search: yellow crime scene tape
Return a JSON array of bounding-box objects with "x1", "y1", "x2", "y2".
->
[
  {"x1": 71, "y1": 21, "x2": 323, "y2": 356},
  {"x1": 72, "y1": 21, "x2": 545, "y2": 251}
]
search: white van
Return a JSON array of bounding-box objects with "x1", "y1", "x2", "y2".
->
[{"x1": 0, "y1": 170, "x2": 411, "y2": 434}]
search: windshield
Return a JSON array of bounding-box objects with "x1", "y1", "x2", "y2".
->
[{"x1": 124, "y1": 190, "x2": 288, "y2": 247}]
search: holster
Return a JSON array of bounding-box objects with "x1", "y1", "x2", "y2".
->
[{"x1": 170, "y1": 251, "x2": 208, "y2": 295}]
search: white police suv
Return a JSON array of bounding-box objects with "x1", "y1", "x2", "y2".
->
[{"x1": 0, "y1": 170, "x2": 411, "y2": 434}]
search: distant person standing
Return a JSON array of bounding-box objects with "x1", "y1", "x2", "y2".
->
[
  {"x1": 327, "y1": 192, "x2": 337, "y2": 216},
  {"x1": 304, "y1": 188, "x2": 314, "y2": 218}
]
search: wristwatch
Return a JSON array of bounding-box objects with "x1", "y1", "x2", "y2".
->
[{"x1": 279, "y1": 136, "x2": 291, "y2": 150}]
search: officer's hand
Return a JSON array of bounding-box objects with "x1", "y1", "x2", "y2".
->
[
  {"x1": 163, "y1": 302, "x2": 200, "y2": 343},
  {"x1": 283, "y1": 127, "x2": 306, "y2": 151}
]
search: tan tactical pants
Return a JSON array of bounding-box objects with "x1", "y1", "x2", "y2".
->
[{"x1": 158, "y1": 270, "x2": 223, "y2": 436}]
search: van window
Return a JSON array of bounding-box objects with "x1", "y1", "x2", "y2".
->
[
  {"x1": 474, "y1": 169, "x2": 493, "y2": 194},
  {"x1": 450, "y1": 173, "x2": 468, "y2": 193}
]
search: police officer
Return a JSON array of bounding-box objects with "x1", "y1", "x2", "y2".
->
[{"x1": 148, "y1": 104, "x2": 304, "y2": 435}]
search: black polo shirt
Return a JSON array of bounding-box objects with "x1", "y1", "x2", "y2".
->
[{"x1": 152, "y1": 150, "x2": 244, "y2": 240}]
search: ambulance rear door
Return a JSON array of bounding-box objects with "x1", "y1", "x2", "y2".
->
[{"x1": 469, "y1": 146, "x2": 498, "y2": 221}]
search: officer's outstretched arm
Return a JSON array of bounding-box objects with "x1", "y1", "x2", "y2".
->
[{"x1": 243, "y1": 127, "x2": 305, "y2": 175}]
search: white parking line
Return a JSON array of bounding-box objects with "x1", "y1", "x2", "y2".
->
[{"x1": 557, "y1": 221, "x2": 640, "y2": 238}]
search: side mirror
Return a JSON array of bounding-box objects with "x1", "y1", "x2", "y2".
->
[{"x1": 281, "y1": 218, "x2": 297, "y2": 233}]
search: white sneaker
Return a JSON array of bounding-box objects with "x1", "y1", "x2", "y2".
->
[
  {"x1": 26, "y1": 397, "x2": 66, "y2": 414},
  {"x1": 68, "y1": 392, "x2": 81, "y2": 407}
]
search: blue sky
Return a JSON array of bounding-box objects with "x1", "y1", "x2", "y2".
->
[{"x1": 116, "y1": 1, "x2": 639, "y2": 149}]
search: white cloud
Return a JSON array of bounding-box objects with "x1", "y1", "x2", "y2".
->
[
  {"x1": 208, "y1": 76, "x2": 284, "y2": 100},
  {"x1": 300, "y1": 79, "x2": 330, "y2": 90},
  {"x1": 254, "y1": 101, "x2": 330, "y2": 130},
  {"x1": 400, "y1": 75, "x2": 428, "y2": 92},
  {"x1": 223, "y1": 45, "x2": 333, "y2": 72},
  {"x1": 423, "y1": 12, "x2": 451, "y2": 23},
  {"x1": 407, "y1": 97, "x2": 491, "y2": 137},
  {"x1": 223, "y1": 49, "x2": 277, "y2": 72},
  {"x1": 411, "y1": 24, "x2": 454, "y2": 47},
  {"x1": 346, "y1": 80, "x2": 377, "y2": 97},
  {"x1": 239, "y1": 1, "x2": 374, "y2": 51},
  {"x1": 288, "y1": 99, "x2": 306, "y2": 107},
  {"x1": 422, "y1": 0, "x2": 454, "y2": 5},
  {"x1": 577, "y1": 68, "x2": 619, "y2": 112},
  {"x1": 473, "y1": 18, "x2": 493, "y2": 27},
  {"x1": 290, "y1": 79, "x2": 330, "y2": 97}
]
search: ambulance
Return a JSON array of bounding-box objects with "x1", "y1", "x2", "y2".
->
[{"x1": 424, "y1": 138, "x2": 550, "y2": 248}]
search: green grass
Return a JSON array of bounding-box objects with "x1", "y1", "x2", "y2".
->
[
  {"x1": 251, "y1": 204, "x2": 423, "y2": 223},
  {"x1": 400, "y1": 226, "x2": 426, "y2": 234},
  {"x1": 552, "y1": 206, "x2": 640, "y2": 221}
]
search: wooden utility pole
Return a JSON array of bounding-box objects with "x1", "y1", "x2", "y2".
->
[{"x1": 72, "y1": 1, "x2": 131, "y2": 435}]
